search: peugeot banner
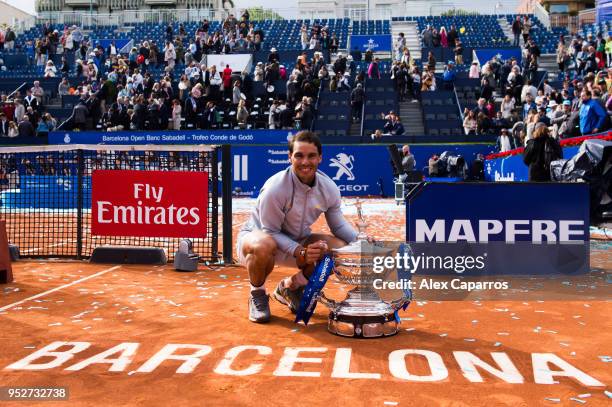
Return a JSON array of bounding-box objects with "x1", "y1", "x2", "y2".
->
[{"x1": 227, "y1": 145, "x2": 493, "y2": 197}]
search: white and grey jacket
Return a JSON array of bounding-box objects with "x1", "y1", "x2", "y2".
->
[{"x1": 241, "y1": 167, "x2": 358, "y2": 257}]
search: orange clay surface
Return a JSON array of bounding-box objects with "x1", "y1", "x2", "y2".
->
[{"x1": 0, "y1": 198, "x2": 610, "y2": 407}]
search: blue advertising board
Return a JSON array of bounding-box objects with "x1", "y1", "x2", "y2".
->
[
  {"x1": 48, "y1": 130, "x2": 295, "y2": 145},
  {"x1": 229, "y1": 144, "x2": 493, "y2": 197},
  {"x1": 485, "y1": 146, "x2": 579, "y2": 182},
  {"x1": 406, "y1": 182, "x2": 590, "y2": 275},
  {"x1": 474, "y1": 48, "x2": 522, "y2": 65},
  {"x1": 350, "y1": 35, "x2": 393, "y2": 52}
]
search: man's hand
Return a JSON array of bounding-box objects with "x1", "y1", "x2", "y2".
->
[
  {"x1": 305, "y1": 240, "x2": 329, "y2": 265},
  {"x1": 592, "y1": 128, "x2": 599, "y2": 134}
]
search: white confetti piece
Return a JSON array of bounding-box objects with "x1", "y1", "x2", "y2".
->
[
  {"x1": 405, "y1": 328, "x2": 415, "y2": 331},
  {"x1": 23, "y1": 346, "x2": 36, "y2": 349},
  {"x1": 472, "y1": 320, "x2": 478, "y2": 323},
  {"x1": 604, "y1": 390, "x2": 612, "y2": 398},
  {"x1": 127, "y1": 371, "x2": 136, "y2": 376},
  {"x1": 464, "y1": 338, "x2": 476, "y2": 342},
  {"x1": 497, "y1": 332, "x2": 510, "y2": 336},
  {"x1": 560, "y1": 342, "x2": 570, "y2": 347},
  {"x1": 48, "y1": 322, "x2": 62, "y2": 326},
  {"x1": 569, "y1": 397, "x2": 586, "y2": 404},
  {"x1": 384, "y1": 402, "x2": 398, "y2": 406},
  {"x1": 494, "y1": 342, "x2": 502, "y2": 347},
  {"x1": 544, "y1": 398, "x2": 561, "y2": 403},
  {"x1": 439, "y1": 333, "x2": 448, "y2": 337},
  {"x1": 577, "y1": 394, "x2": 591, "y2": 398}
]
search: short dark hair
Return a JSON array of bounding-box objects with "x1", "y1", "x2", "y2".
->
[{"x1": 289, "y1": 131, "x2": 322, "y2": 155}]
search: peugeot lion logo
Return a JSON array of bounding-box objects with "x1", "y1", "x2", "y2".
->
[
  {"x1": 329, "y1": 153, "x2": 355, "y2": 181},
  {"x1": 64, "y1": 133, "x2": 71, "y2": 144}
]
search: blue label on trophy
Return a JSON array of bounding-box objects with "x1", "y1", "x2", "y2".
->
[
  {"x1": 295, "y1": 254, "x2": 335, "y2": 325},
  {"x1": 397, "y1": 243, "x2": 412, "y2": 311}
]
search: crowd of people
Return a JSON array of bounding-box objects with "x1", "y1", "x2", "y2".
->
[
  {"x1": 0, "y1": 11, "x2": 359, "y2": 135},
  {"x1": 458, "y1": 15, "x2": 611, "y2": 152}
]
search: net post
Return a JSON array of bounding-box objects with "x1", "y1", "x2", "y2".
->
[
  {"x1": 211, "y1": 147, "x2": 219, "y2": 262},
  {"x1": 221, "y1": 144, "x2": 233, "y2": 264},
  {"x1": 76, "y1": 149, "x2": 84, "y2": 259}
]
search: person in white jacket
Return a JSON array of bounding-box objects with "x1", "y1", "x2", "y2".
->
[{"x1": 237, "y1": 131, "x2": 360, "y2": 323}]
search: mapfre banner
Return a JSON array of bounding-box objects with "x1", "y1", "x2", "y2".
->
[{"x1": 91, "y1": 170, "x2": 208, "y2": 238}]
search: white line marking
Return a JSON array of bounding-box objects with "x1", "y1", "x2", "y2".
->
[
  {"x1": 0, "y1": 265, "x2": 121, "y2": 312},
  {"x1": 22, "y1": 239, "x2": 78, "y2": 254}
]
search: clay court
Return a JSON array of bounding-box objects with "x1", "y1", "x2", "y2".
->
[{"x1": 0, "y1": 199, "x2": 610, "y2": 406}]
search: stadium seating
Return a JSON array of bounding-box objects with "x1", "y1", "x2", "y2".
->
[{"x1": 421, "y1": 91, "x2": 463, "y2": 136}]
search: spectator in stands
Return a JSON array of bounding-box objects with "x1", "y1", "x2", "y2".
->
[
  {"x1": 171, "y1": 99, "x2": 182, "y2": 130},
  {"x1": 236, "y1": 99, "x2": 249, "y2": 128},
  {"x1": 232, "y1": 80, "x2": 243, "y2": 105},
  {"x1": 395, "y1": 32, "x2": 406, "y2": 61},
  {"x1": 422, "y1": 25, "x2": 433, "y2": 48},
  {"x1": 523, "y1": 124, "x2": 562, "y2": 181},
  {"x1": 536, "y1": 106, "x2": 551, "y2": 126},
  {"x1": 606, "y1": 36, "x2": 612, "y2": 68},
  {"x1": 521, "y1": 80, "x2": 537, "y2": 104},
  {"x1": 468, "y1": 62, "x2": 479, "y2": 79},
  {"x1": 511, "y1": 16, "x2": 522, "y2": 47},
  {"x1": 427, "y1": 51, "x2": 436, "y2": 72},
  {"x1": 13, "y1": 99, "x2": 25, "y2": 123},
  {"x1": 17, "y1": 116, "x2": 35, "y2": 137},
  {"x1": 31, "y1": 81, "x2": 45, "y2": 105},
  {"x1": 454, "y1": 39, "x2": 464, "y2": 66},
  {"x1": 338, "y1": 73, "x2": 351, "y2": 91},
  {"x1": 44, "y1": 61, "x2": 57, "y2": 78},
  {"x1": 463, "y1": 110, "x2": 477, "y2": 135},
  {"x1": 557, "y1": 38, "x2": 569, "y2": 73},
  {"x1": 383, "y1": 112, "x2": 404, "y2": 136},
  {"x1": 447, "y1": 25, "x2": 458, "y2": 48},
  {"x1": 0, "y1": 113, "x2": 8, "y2": 136},
  {"x1": 496, "y1": 128, "x2": 516, "y2": 152},
  {"x1": 368, "y1": 58, "x2": 381, "y2": 79},
  {"x1": 579, "y1": 89, "x2": 608, "y2": 135},
  {"x1": 24, "y1": 89, "x2": 38, "y2": 112},
  {"x1": 476, "y1": 112, "x2": 493, "y2": 135},
  {"x1": 7, "y1": 121, "x2": 17, "y2": 138},
  {"x1": 440, "y1": 27, "x2": 448, "y2": 48},
  {"x1": 521, "y1": 16, "x2": 531, "y2": 45},
  {"x1": 4, "y1": 27, "x2": 15, "y2": 51},
  {"x1": 442, "y1": 61, "x2": 456, "y2": 90},
  {"x1": 350, "y1": 83, "x2": 364, "y2": 122},
  {"x1": 501, "y1": 94, "x2": 515, "y2": 119}
]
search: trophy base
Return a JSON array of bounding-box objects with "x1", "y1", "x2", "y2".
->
[{"x1": 328, "y1": 311, "x2": 399, "y2": 338}]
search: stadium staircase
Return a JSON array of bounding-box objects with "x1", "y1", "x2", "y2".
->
[
  {"x1": 497, "y1": 17, "x2": 516, "y2": 46},
  {"x1": 392, "y1": 20, "x2": 421, "y2": 60},
  {"x1": 538, "y1": 54, "x2": 560, "y2": 81},
  {"x1": 399, "y1": 99, "x2": 425, "y2": 136}
]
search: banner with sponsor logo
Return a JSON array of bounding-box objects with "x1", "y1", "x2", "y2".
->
[
  {"x1": 91, "y1": 170, "x2": 208, "y2": 238},
  {"x1": 350, "y1": 35, "x2": 393, "y2": 52},
  {"x1": 485, "y1": 146, "x2": 580, "y2": 182},
  {"x1": 228, "y1": 145, "x2": 493, "y2": 197},
  {"x1": 48, "y1": 130, "x2": 295, "y2": 146},
  {"x1": 405, "y1": 182, "x2": 590, "y2": 275},
  {"x1": 473, "y1": 48, "x2": 522, "y2": 65}
]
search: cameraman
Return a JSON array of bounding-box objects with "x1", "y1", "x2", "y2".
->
[{"x1": 401, "y1": 145, "x2": 415, "y2": 172}]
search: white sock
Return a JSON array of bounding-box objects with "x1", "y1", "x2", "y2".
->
[{"x1": 250, "y1": 283, "x2": 265, "y2": 293}]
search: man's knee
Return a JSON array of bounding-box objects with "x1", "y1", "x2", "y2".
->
[{"x1": 244, "y1": 233, "x2": 277, "y2": 259}]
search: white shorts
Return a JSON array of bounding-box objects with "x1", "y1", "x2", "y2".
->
[{"x1": 236, "y1": 230, "x2": 309, "y2": 268}]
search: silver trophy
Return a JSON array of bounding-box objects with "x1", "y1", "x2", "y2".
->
[{"x1": 319, "y1": 200, "x2": 411, "y2": 338}]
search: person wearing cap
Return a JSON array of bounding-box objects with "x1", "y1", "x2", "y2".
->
[
  {"x1": 268, "y1": 47, "x2": 279, "y2": 64},
  {"x1": 442, "y1": 61, "x2": 456, "y2": 90},
  {"x1": 496, "y1": 128, "x2": 516, "y2": 152},
  {"x1": 536, "y1": 105, "x2": 551, "y2": 126},
  {"x1": 579, "y1": 89, "x2": 608, "y2": 135}
]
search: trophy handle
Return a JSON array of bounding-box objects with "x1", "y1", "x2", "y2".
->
[
  {"x1": 389, "y1": 296, "x2": 411, "y2": 311},
  {"x1": 318, "y1": 290, "x2": 337, "y2": 310}
]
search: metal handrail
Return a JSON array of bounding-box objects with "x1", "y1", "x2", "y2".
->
[{"x1": 7, "y1": 82, "x2": 28, "y2": 101}]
